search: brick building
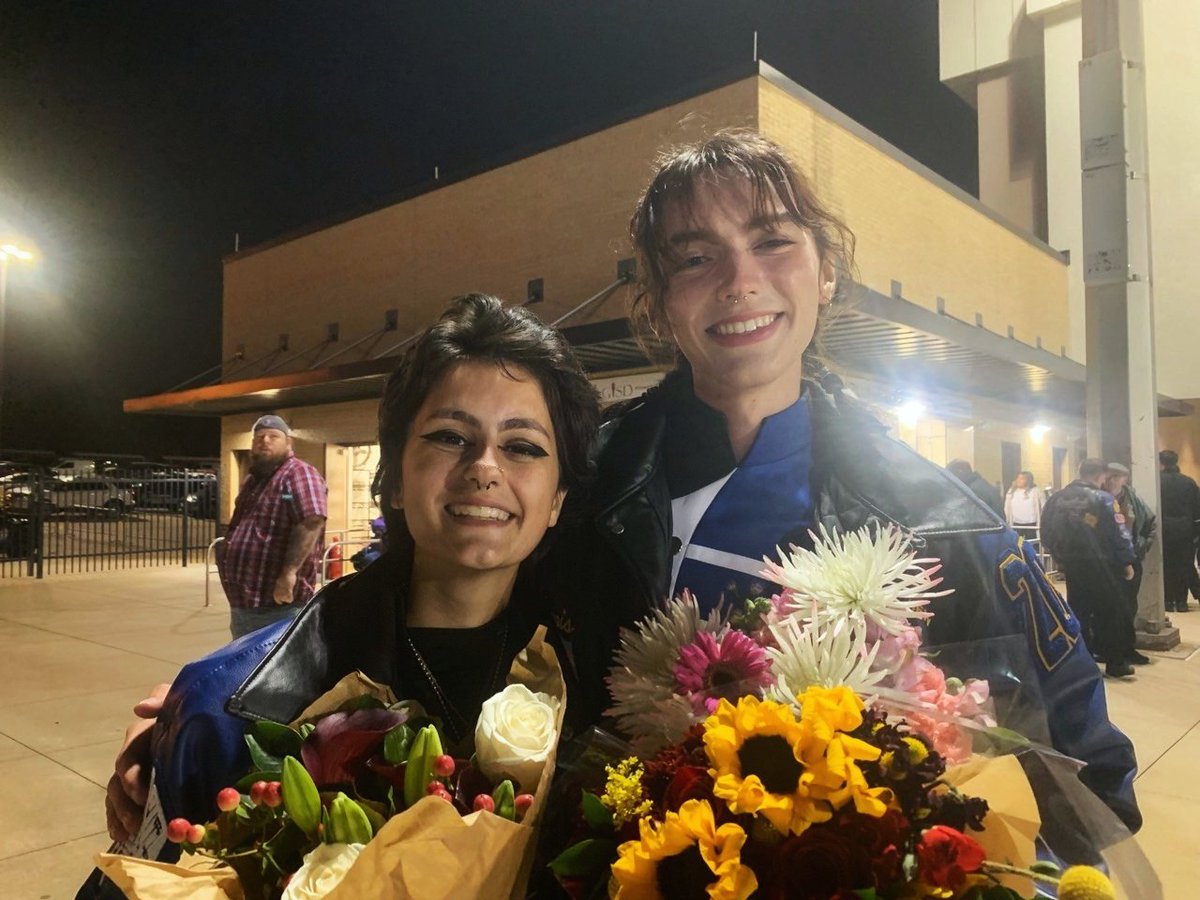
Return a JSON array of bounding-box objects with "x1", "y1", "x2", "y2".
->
[{"x1": 127, "y1": 62, "x2": 1181, "y2": 541}]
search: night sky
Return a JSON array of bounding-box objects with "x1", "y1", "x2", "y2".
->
[{"x1": 0, "y1": 0, "x2": 976, "y2": 459}]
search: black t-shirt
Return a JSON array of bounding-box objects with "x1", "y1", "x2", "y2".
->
[{"x1": 397, "y1": 601, "x2": 539, "y2": 750}]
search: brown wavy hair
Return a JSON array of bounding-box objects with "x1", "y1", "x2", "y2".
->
[{"x1": 628, "y1": 129, "x2": 856, "y2": 369}]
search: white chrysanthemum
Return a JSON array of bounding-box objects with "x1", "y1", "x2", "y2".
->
[
  {"x1": 606, "y1": 590, "x2": 724, "y2": 752},
  {"x1": 762, "y1": 525, "x2": 950, "y2": 636},
  {"x1": 765, "y1": 616, "x2": 886, "y2": 705}
]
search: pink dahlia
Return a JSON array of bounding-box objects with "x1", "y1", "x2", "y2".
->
[{"x1": 673, "y1": 630, "x2": 773, "y2": 715}]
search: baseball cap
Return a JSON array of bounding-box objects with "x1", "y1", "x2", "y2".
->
[{"x1": 252, "y1": 414, "x2": 291, "y2": 436}]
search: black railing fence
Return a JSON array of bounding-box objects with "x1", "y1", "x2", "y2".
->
[{"x1": 0, "y1": 461, "x2": 219, "y2": 578}]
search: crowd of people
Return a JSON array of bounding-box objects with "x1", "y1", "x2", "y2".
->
[{"x1": 77, "y1": 129, "x2": 1185, "y2": 898}]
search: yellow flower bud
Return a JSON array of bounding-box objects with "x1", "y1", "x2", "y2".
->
[{"x1": 1058, "y1": 865, "x2": 1117, "y2": 900}]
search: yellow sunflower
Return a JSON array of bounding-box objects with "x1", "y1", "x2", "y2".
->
[
  {"x1": 611, "y1": 799, "x2": 757, "y2": 900},
  {"x1": 795, "y1": 685, "x2": 893, "y2": 816},
  {"x1": 702, "y1": 695, "x2": 843, "y2": 835}
]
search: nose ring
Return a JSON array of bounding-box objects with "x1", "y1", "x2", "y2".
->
[
  {"x1": 468, "y1": 465, "x2": 504, "y2": 490},
  {"x1": 724, "y1": 292, "x2": 751, "y2": 305}
]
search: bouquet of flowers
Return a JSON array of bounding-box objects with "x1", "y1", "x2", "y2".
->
[
  {"x1": 607, "y1": 526, "x2": 998, "y2": 763},
  {"x1": 545, "y1": 527, "x2": 1134, "y2": 898},
  {"x1": 96, "y1": 628, "x2": 565, "y2": 900},
  {"x1": 549, "y1": 686, "x2": 1114, "y2": 899}
]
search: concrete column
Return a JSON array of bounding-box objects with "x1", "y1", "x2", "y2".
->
[{"x1": 1080, "y1": 0, "x2": 1176, "y2": 645}]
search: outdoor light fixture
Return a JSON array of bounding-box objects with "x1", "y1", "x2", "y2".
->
[
  {"x1": 1, "y1": 244, "x2": 34, "y2": 260},
  {"x1": 896, "y1": 400, "x2": 925, "y2": 426},
  {"x1": 1030, "y1": 423, "x2": 1050, "y2": 443}
]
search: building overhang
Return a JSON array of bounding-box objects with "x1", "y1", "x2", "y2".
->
[{"x1": 124, "y1": 285, "x2": 1190, "y2": 421}]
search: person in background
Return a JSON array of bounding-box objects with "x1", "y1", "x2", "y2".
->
[
  {"x1": 1004, "y1": 470, "x2": 1045, "y2": 539},
  {"x1": 1158, "y1": 449, "x2": 1200, "y2": 613},
  {"x1": 219, "y1": 415, "x2": 327, "y2": 639},
  {"x1": 946, "y1": 458, "x2": 1004, "y2": 518},
  {"x1": 1040, "y1": 458, "x2": 1137, "y2": 677},
  {"x1": 1101, "y1": 462, "x2": 1153, "y2": 666}
]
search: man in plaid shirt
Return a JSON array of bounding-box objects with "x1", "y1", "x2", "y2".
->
[{"x1": 218, "y1": 415, "x2": 327, "y2": 638}]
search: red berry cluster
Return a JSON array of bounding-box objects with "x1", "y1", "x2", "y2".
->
[
  {"x1": 165, "y1": 818, "x2": 206, "y2": 845},
  {"x1": 248, "y1": 780, "x2": 283, "y2": 808}
]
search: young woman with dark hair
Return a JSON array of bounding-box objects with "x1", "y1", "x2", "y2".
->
[{"x1": 81, "y1": 294, "x2": 599, "y2": 894}]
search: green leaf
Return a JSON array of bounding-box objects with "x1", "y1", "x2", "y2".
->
[
  {"x1": 580, "y1": 792, "x2": 613, "y2": 831},
  {"x1": 244, "y1": 734, "x2": 284, "y2": 774},
  {"x1": 548, "y1": 838, "x2": 617, "y2": 879},
  {"x1": 251, "y1": 720, "x2": 303, "y2": 758},
  {"x1": 852, "y1": 890, "x2": 878, "y2": 900},
  {"x1": 383, "y1": 724, "x2": 414, "y2": 764},
  {"x1": 298, "y1": 722, "x2": 315, "y2": 740},
  {"x1": 234, "y1": 769, "x2": 281, "y2": 791}
]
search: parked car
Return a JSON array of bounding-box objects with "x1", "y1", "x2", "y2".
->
[
  {"x1": 8, "y1": 477, "x2": 135, "y2": 516},
  {"x1": 125, "y1": 469, "x2": 216, "y2": 514},
  {"x1": 51, "y1": 458, "x2": 98, "y2": 481}
]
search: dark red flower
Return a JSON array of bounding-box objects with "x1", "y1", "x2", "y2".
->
[
  {"x1": 916, "y1": 825, "x2": 986, "y2": 890},
  {"x1": 758, "y1": 812, "x2": 908, "y2": 900},
  {"x1": 662, "y1": 766, "x2": 714, "y2": 813},
  {"x1": 299, "y1": 707, "x2": 409, "y2": 786}
]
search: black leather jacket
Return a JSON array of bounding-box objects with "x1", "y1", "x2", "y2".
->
[{"x1": 542, "y1": 373, "x2": 1141, "y2": 832}]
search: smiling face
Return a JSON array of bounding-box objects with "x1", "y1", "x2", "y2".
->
[
  {"x1": 661, "y1": 177, "x2": 835, "y2": 413},
  {"x1": 399, "y1": 361, "x2": 566, "y2": 581}
]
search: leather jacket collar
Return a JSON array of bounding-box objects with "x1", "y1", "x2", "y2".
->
[
  {"x1": 227, "y1": 549, "x2": 408, "y2": 723},
  {"x1": 590, "y1": 371, "x2": 1004, "y2": 540}
]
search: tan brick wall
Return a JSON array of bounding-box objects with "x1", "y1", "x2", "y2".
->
[
  {"x1": 222, "y1": 80, "x2": 759, "y2": 367},
  {"x1": 759, "y1": 80, "x2": 1070, "y2": 353}
]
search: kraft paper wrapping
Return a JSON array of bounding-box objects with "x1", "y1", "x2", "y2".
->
[
  {"x1": 94, "y1": 853, "x2": 244, "y2": 900},
  {"x1": 941, "y1": 754, "x2": 1040, "y2": 895},
  {"x1": 95, "y1": 626, "x2": 565, "y2": 900},
  {"x1": 290, "y1": 671, "x2": 399, "y2": 726},
  {"x1": 328, "y1": 627, "x2": 566, "y2": 900}
]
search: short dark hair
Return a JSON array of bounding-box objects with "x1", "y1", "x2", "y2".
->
[
  {"x1": 372, "y1": 293, "x2": 600, "y2": 539},
  {"x1": 946, "y1": 459, "x2": 973, "y2": 480},
  {"x1": 628, "y1": 129, "x2": 856, "y2": 368},
  {"x1": 1078, "y1": 458, "x2": 1107, "y2": 480},
  {"x1": 1160, "y1": 449, "x2": 1179, "y2": 468}
]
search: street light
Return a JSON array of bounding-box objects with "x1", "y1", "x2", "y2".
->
[{"x1": 0, "y1": 243, "x2": 36, "y2": 450}]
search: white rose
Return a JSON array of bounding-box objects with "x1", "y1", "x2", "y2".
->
[
  {"x1": 281, "y1": 842, "x2": 364, "y2": 900},
  {"x1": 474, "y1": 683, "x2": 560, "y2": 793}
]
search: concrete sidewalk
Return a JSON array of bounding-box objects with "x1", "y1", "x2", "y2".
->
[
  {"x1": 0, "y1": 567, "x2": 227, "y2": 898},
  {"x1": 0, "y1": 567, "x2": 1196, "y2": 897}
]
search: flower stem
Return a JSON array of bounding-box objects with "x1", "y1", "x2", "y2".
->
[{"x1": 981, "y1": 861, "x2": 1060, "y2": 886}]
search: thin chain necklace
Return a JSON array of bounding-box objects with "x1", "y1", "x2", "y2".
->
[{"x1": 404, "y1": 612, "x2": 510, "y2": 744}]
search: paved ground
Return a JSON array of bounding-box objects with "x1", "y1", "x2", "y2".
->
[{"x1": 0, "y1": 566, "x2": 1195, "y2": 898}]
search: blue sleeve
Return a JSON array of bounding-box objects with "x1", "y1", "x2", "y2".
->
[
  {"x1": 1097, "y1": 494, "x2": 1136, "y2": 566},
  {"x1": 150, "y1": 623, "x2": 288, "y2": 856},
  {"x1": 993, "y1": 536, "x2": 1141, "y2": 832}
]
